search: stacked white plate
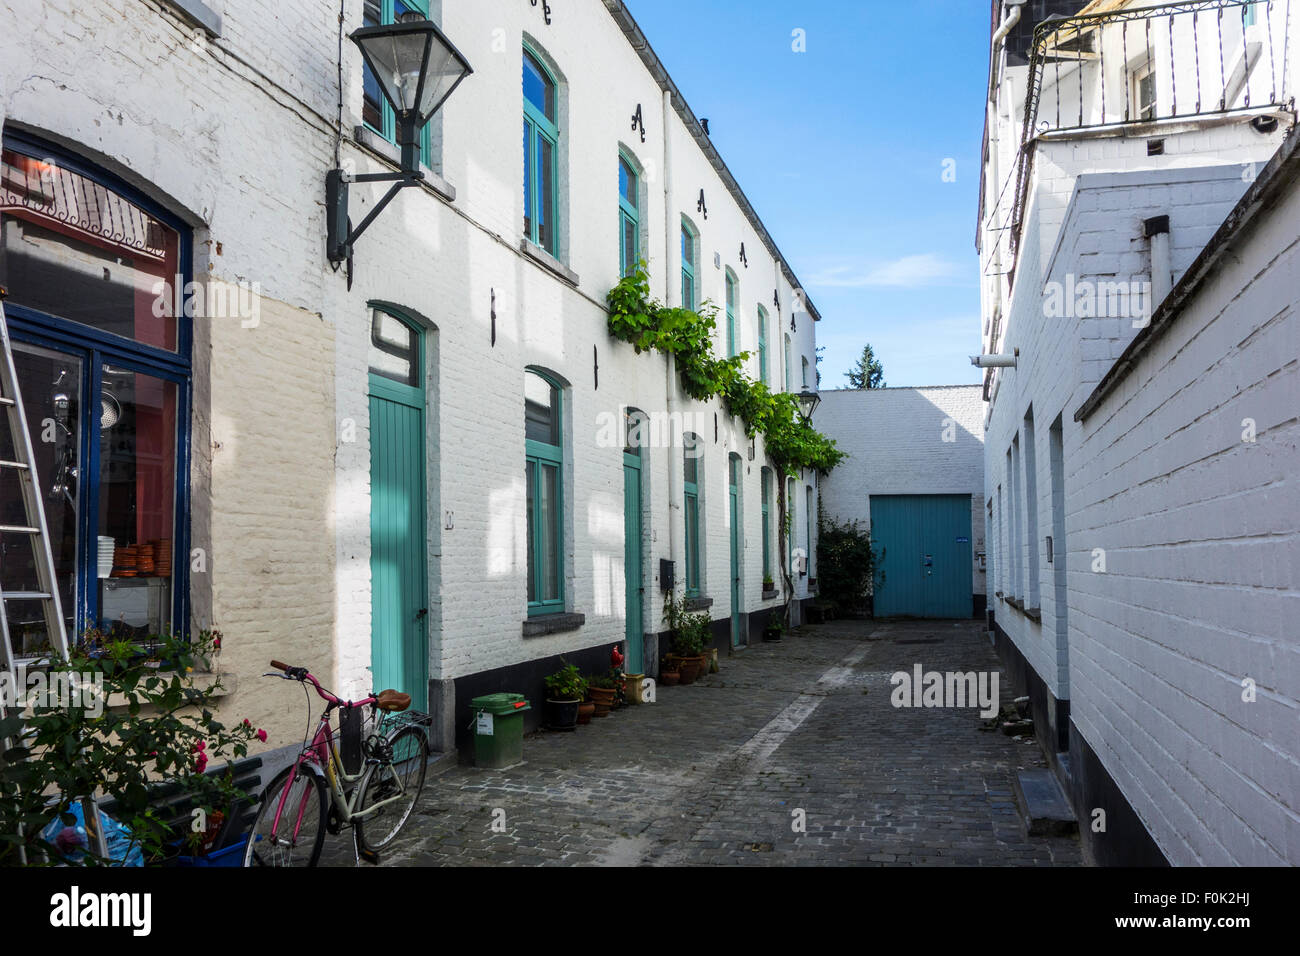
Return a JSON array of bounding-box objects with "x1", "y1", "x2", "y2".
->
[{"x1": 97, "y1": 536, "x2": 116, "y2": 578}]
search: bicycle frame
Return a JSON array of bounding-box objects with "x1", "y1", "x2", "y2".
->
[{"x1": 267, "y1": 679, "x2": 415, "y2": 848}]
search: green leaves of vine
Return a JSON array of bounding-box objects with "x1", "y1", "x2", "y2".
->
[{"x1": 607, "y1": 266, "x2": 846, "y2": 476}]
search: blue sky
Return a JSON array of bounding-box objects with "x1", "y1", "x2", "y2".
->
[{"x1": 625, "y1": 0, "x2": 989, "y2": 388}]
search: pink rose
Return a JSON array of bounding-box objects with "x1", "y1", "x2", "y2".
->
[{"x1": 256, "y1": 729, "x2": 267, "y2": 743}]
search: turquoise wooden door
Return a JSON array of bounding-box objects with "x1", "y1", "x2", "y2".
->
[
  {"x1": 623, "y1": 449, "x2": 644, "y2": 673},
  {"x1": 729, "y1": 455, "x2": 742, "y2": 647},
  {"x1": 871, "y1": 495, "x2": 972, "y2": 619},
  {"x1": 368, "y1": 356, "x2": 428, "y2": 711}
]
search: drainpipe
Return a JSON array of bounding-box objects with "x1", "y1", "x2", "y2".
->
[
  {"x1": 988, "y1": 0, "x2": 1027, "y2": 105},
  {"x1": 663, "y1": 89, "x2": 681, "y2": 584},
  {"x1": 1145, "y1": 214, "x2": 1172, "y2": 307}
]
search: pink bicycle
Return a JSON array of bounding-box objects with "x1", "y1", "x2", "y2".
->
[{"x1": 242, "y1": 660, "x2": 430, "y2": 867}]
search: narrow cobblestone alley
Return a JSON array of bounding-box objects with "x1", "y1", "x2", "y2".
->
[{"x1": 325, "y1": 620, "x2": 1082, "y2": 866}]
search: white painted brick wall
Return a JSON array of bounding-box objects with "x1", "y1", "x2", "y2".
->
[
  {"x1": 0, "y1": 0, "x2": 817, "y2": 737},
  {"x1": 980, "y1": 91, "x2": 1300, "y2": 861}
]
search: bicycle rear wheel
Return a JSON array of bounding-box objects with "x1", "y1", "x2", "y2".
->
[
  {"x1": 243, "y1": 765, "x2": 328, "y2": 867},
  {"x1": 353, "y1": 727, "x2": 429, "y2": 854}
]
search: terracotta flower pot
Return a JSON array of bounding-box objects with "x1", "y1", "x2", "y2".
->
[
  {"x1": 660, "y1": 670, "x2": 680, "y2": 686},
  {"x1": 678, "y1": 658, "x2": 700, "y2": 685},
  {"x1": 577, "y1": 702, "x2": 595, "y2": 725},
  {"x1": 588, "y1": 685, "x2": 615, "y2": 717}
]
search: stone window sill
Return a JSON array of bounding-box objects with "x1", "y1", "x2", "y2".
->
[
  {"x1": 104, "y1": 670, "x2": 237, "y2": 711},
  {"x1": 522, "y1": 612, "x2": 586, "y2": 637},
  {"x1": 761, "y1": 587, "x2": 778, "y2": 600},
  {"x1": 685, "y1": 596, "x2": 713, "y2": 612},
  {"x1": 353, "y1": 126, "x2": 457, "y2": 202},
  {"x1": 520, "y1": 239, "x2": 580, "y2": 286}
]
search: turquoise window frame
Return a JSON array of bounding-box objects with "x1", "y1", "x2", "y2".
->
[
  {"x1": 681, "y1": 220, "x2": 696, "y2": 310},
  {"x1": 784, "y1": 335, "x2": 793, "y2": 392},
  {"x1": 362, "y1": 0, "x2": 433, "y2": 166},
  {"x1": 618, "y1": 153, "x2": 639, "y2": 276},
  {"x1": 523, "y1": 44, "x2": 560, "y2": 256},
  {"x1": 725, "y1": 269, "x2": 738, "y2": 357},
  {"x1": 757, "y1": 306, "x2": 769, "y2": 384},
  {"x1": 684, "y1": 436, "x2": 701, "y2": 597},
  {"x1": 761, "y1": 467, "x2": 772, "y2": 581},
  {"x1": 525, "y1": 369, "x2": 565, "y2": 616}
]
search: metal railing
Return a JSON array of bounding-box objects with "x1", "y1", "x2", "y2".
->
[
  {"x1": 1008, "y1": 0, "x2": 1293, "y2": 262},
  {"x1": 1, "y1": 151, "x2": 169, "y2": 259}
]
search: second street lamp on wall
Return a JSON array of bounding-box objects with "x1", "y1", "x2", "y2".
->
[
  {"x1": 326, "y1": 13, "x2": 473, "y2": 270},
  {"x1": 796, "y1": 387, "x2": 821, "y2": 423}
]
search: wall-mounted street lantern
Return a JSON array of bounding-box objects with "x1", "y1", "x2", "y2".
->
[
  {"x1": 327, "y1": 13, "x2": 473, "y2": 268},
  {"x1": 796, "y1": 387, "x2": 821, "y2": 423}
]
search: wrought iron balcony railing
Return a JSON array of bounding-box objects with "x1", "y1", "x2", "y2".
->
[{"x1": 1007, "y1": 0, "x2": 1293, "y2": 262}]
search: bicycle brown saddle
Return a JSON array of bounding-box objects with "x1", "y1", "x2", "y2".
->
[{"x1": 376, "y1": 689, "x2": 411, "y2": 712}]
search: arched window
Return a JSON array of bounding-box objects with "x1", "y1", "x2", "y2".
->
[
  {"x1": 725, "y1": 269, "x2": 739, "y2": 357},
  {"x1": 525, "y1": 369, "x2": 564, "y2": 614},
  {"x1": 523, "y1": 46, "x2": 559, "y2": 255},
  {"x1": 680, "y1": 218, "x2": 698, "y2": 311},
  {"x1": 618, "y1": 153, "x2": 640, "y2": 276},
  {"x1": 683, "y1": 432, "x2": 702, "y2": 597}
]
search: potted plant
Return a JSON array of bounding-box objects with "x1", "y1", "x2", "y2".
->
[
  {"x1": 763, "y1": 615, "x2": 785, "y2": 643},
  {"x1": 762, "y1": 574, "x2": 777, "y2": 599},
  {"x1": 587, "y1": 673, "x2": 617, "y2": 717},
  {"x1": 543, "y1": 661, "x2": 587, "y2": 732},
  {"x1": 663, "y1": 590, "x2": 711, "y2": 684}
]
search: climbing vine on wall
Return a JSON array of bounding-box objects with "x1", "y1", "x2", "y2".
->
[{"x1": 606, "y1": 266, "x2": 846, "y2": 476}]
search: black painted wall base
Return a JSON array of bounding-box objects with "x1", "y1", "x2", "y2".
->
[
  {"x1": 450, "y1": 641, "x2": 617, "y2": 757},
  {"x1": 990, "y1": 616, "x2": 1170, "y2": 867},
  {"x1": 1068, "y1": 721, "x2": 1170, "y2": 867}
]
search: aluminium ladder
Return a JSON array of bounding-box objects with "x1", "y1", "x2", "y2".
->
[{"x1": 0, "y1": 288, "x2": 101, "y2": 862}]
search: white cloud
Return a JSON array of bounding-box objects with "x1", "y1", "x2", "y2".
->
[{"x1": 806, "y1": 253, "x2": 964, "y2": 289}]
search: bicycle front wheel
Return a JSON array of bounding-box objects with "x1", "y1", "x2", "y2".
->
[
  {"x1": 353, "y1": 727, "x2": 429, "y2": 854},
  {"x1": 243, "y1": 765, "x2": 328, "y2": 867}
]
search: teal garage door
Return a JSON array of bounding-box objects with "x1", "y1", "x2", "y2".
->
[{"x1": 871, "y1": 495, "x2": 972, "y2": 619}]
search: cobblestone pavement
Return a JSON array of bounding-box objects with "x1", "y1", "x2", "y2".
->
[{"x1": 321, "y1": 619, "x2": 1083, "y2": 866}]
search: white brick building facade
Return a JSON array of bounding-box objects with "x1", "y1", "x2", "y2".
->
[
  {"x1": 979, "y1": 0, "x2": 1299, "y2": 864},
  {"x1": 0, "y1": 0, "x2": 824, "y2": 758}
]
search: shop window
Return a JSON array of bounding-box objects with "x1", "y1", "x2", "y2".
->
[{"x1": 0, "y1": 133, "x2": 190, "y2": 656}]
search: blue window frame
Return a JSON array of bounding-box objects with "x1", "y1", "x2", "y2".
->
[
  {"x1": 525, "y1": 369, "x2": 564, "y2": 614},
  {"x1": 757, "y1": 306, "x2": 769, "y2": 384},
  {"x1": 362, "y1": 0, "x2": 433, "y2": 165},
  {"x1": 0, "y1": 130, "x2": 193, "y2": 649},
  {"x1": 681, "y1": 220, "x2": 697, "y2": 311},
  {"x1": 618, "y1": 154, "x2": 639, "y2": 276},
  {"x1": 725, "y1": 269, "x2": 738, "y2": 357},
  {"x1": 683, "y1": 433, "x2": 701, "y2": 597},
  {"x1": 523, "y1": 46, "x2": 559, "y2": 255}
]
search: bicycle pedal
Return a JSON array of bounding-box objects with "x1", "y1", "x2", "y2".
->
[{"x1": 358, "y1": 846, "x2": 381, "y2": 866}]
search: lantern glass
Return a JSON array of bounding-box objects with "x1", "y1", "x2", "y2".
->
[{"x1": 353, "y1": 17, "x2": 472, "y2": 127}]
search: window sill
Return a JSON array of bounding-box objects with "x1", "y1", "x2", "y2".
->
[
  {"x1": 352, "y1": 126, "x2": 457, "y2": 202},
  {"x1": 522, "y1": 612, "x2": 586, "y2": 637},
  {"x1": 761, "y1": 587, "x2": 778, "y2": 600},
  {"x1": 520, "y1": 239, "x2": 580, "y2": 287},
  {"x1": 684, "y1": 596, "x2": 713, "y2": 612},
  {"x1": 103, "y1": 670, "x2": 238, "y2": 711},
  {"x1": 162, "y1": 0, "x2": 222, "y2": 37}
]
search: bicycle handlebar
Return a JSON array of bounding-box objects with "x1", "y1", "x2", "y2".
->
[{"x1": 266, "y1": 659, "x2": 377, "y2": 709}]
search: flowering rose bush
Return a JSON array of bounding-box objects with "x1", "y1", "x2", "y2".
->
[{"x1": 0, "y1": 628, "x2": 262, "y2": 865}]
